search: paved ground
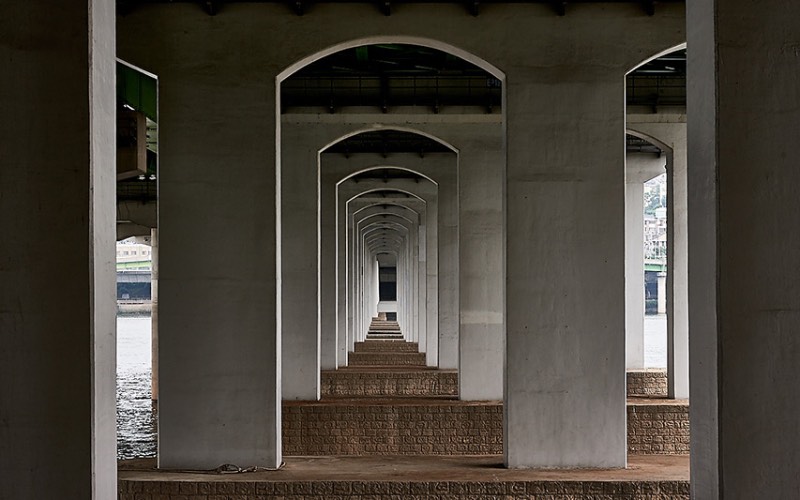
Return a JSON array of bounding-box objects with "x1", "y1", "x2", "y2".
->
[{"x1": 119, "y1": 454, "x2": 688, "y2": 482}]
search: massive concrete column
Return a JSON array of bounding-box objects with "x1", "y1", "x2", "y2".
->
[
  {"x1": 625, "y1": 179, "x2": 646, "y2": 369},
  {"x1": 281, "y1": 128, "x2": 320, "y2": 400},
  {"x1": 458, "y1": 136, "x2": 505, "y2": 400},
  {"x1": 624, "y1": 153, "x2": 666, "y2": 370},
  {"x1": 119, "y1": 11, "x2": 281, "y2": 469},
  {"x1": 151, "y1": 228, "x2": 160, "y2": 400},
  {"x1": 665, "y1": 136, "x2": 688, "y2": 399},
  {"x1": 688, "y1": 1, "x2": 800, "y2": 496},
  {"x1": 505, "y1": 75, "x2": 627, "y2": 468},
  {"x1": 0, "y1": 1, "x2": 117, "y2": 497}
]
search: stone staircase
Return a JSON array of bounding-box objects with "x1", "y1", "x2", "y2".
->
[
  {"x1": 365, "y1": 314, "x2": 404, "y2": 339},
  {"x1": 284, "y1": 328, "x2": 689, "y2": 457},
  {"x1": 348, "y1": 340, "x2": 427, "y2": 366}
]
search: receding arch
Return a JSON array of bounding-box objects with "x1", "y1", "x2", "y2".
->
[
  {"x1": 338, "y1": 165, "x2": 439, "y2": 187},
  {"x1": 626, "y1": 43, "x2": 686, "y2": 75},
  {"x1": 321, "y1": 126, "x2": 459, "y2": 157},
  {"x1": 346, "y1": 188, "x2": 426, "y2": 205},
  {"x1": 277, "y1": 36, "x2": 505, "y2": 84}
]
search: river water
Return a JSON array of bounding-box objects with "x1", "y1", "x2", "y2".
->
[
  {"x1": 115, "y1": 313, "x2": 668, "y2": 459},
  {"x1": 117, "y1": 315, "x2": 157, "y2": 459}
]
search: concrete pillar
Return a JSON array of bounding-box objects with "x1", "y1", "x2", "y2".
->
[
  {"x1": 505, "y1": 75, "x2": 626, "y2": 468},
  {"x1": 151, "y1": 228, "x2": 160, "y2": 400},
  {"x1": 657, "y1": 272, "x2": 667, "y2": 314},
  {"x1": 436, "y1": 165, "x2": 459, "y2": 369},
  {"x1": 458, "y1": 138, "x2": 505, "y2": 400},
  {"x1": 624, "y1": 180, "x2": 646, "y2": 369},
  {"x1": 280, "y1": 130, "x2": 320, "y2": 400},
  {"x1": 666, "y1": 143, "x2": 688, "y2": 399},
  {"x1": 688, "y1": 1, "x2": 800, "y2": 496},
  {"x1": 0, "y1": 1, "x2": 117, "y2": 497},
  {"x1": 119, "y1": 14, "x2": 282, "y2": 469},
  {"x1": 624, "y1": 153, "x2": 666, "y2": 370}
]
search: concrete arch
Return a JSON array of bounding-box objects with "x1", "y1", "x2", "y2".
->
[
  {"x1": 346, "y1": 187, "x2": 427, "y2": 204},
  {"x1": 337, "y1": 165, "x2": 439, "y2": 187},
  {"x1": 626, "y1": 129, "x2": 672, "y2": 156},
  {"x1": 625, "y1": 43, "x2": 686, "y2": 74},
  {"x1": 322, "y1": 126, "x2": 459, "y2": 157},
  {"x1": 354, "y1": 205, "x2": 419, "y2": 224},
  {"x1": 277, "y1": 36, "x2": 505, "y2": 83}
]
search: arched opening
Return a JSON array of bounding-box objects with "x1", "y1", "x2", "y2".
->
[{"x1": 279, "y1": 39, "x2": 504, "y2": 458}]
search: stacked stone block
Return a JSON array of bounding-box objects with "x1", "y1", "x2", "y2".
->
[
  {"x1": 348, "y1": 351, "x2": 427, "y2": 366},
  {"x1": 321, "y1": 369, "x2": 458, "y2": 397},
  {"x1": 283, "y1": 401, "x2": 503, "y2": 455},
  {"x1": 627, "y1": 370, "x2": 668, "y2": 397},
  {"x1": 627, "y1": 402, "x2": 690, "y2": 454},
  {"x1": 118, "y1": 479, "x2": 689, "y2": 499}
]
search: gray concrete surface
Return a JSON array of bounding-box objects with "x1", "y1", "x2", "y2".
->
[{"x1": 0, "y1": 2, "x2": 117, "y2": 498}]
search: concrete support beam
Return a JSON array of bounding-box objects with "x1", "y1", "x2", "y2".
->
[
  {"x1": 688, "y1": 1, "x2": 800, "y2": 496},
  {"x1": 119, "y1": 12, "x2": 282, "y2": 469},
  {"x1": 151, "y1": 228, "x2": 160, "y2": 400},
  {"x1": 458, "y1": 138, "x2": 505, "y2": 400},
  {"x1": 281, "y1": 129, "x2": 321, "y2": 400},
  {"x1": 627, "y1": 119, "x2": 688, "y2": 397},
  {"x1": 624, "y1": 153, "x2": 666, "y2": 370},
  {"x1": 505, "y1": 76, "x2": 627, "y2": 468},
  {"x1": 0, "y1": 1, "x2": 117, "y2": 497}
]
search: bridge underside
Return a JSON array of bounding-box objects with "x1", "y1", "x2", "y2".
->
[{"x1": 3, "y1": 1, "x2": 800, "y2": 499}]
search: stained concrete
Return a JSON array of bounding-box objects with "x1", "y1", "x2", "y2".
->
[
  {"x1": 0, "y1": 1, "x2": 117, "y2": 498},
  {"x1": 688, "y1": 0, "x2": 800, "y2": 496}
]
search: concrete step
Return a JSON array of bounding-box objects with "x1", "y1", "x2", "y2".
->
[
  {"x1": 284, "y1": 399, "x2": 502, "y2": 456},
  {"x1": 354, "y1": 341, "x2": 419, "y2": 353},
  {"x1": 627, "y1": 369, "x2": 668, "y2": 397},
  {"x1": 368, "y1": 327, "x2": 402, "y2": 333},
  {"x1": 119, "y1": 455, "x2": 690, "y2": 500},
  {"x1": 282, "y1": 399, "x2": 689, "y2": 456},
  {"x1": 322, "y1": 368, "x2": 458, "y2": 397},
  {"x1": 365, "y1": 335, "x2": 405, "y2": 340},
  {"x1": 349, "y1": 351, "x2": 426, "y2": 366}
]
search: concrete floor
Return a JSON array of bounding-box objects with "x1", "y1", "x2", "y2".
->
[{"x1": 119, "y1": 454, "x2": 688, "y2": 482}]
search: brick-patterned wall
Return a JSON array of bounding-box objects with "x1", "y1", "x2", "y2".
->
[
  {"x1": 627, "y1": 370, "x2": 668, "y2": 397},
  {"x1": 283, "y1": 401, "x2": 689, "y2": 456},
  {"x1": 284, "y1": 402, "x2": 503, "y2": 455},
  {"x1": 348, "y1": 352, "x2": 426, "y2": 366},
  {"x1": 321, "y1": 370, "x2": 458, "y2": 397},
  {"x1": 627, "y1": 402, "x2": 690, "y2": 454},
  {"x1": 354, "y1": 341, "x2": 419, "y2": 352},
  {"x1": 118, "y1": 479, "x2": 689, "y2": 499}
]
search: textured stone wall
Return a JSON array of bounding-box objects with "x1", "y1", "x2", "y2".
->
[
  {"x1": 627, "y1": 402, "x2": 690, "y2": 454},
  {"x1": 348, "y1": 352, "x2": 427, "y2": 366},
  {"x1": 283, "y1": 402, "x2": 503, "y2": 455},
  {"x1": 627, "y1": 370, "x2": 668, "y2": 397},
  {"x1": 283, "y1": 402, "x2": 689, "y2": 456},
  {"x1": 118, "y1": 479, "x2": 689, "y2": 499},
  {"x1": 354, "y1": 341, "x2": 419, "y2": 352},
  {"x1": 321, "y1": 370, "x2": 458, "y2": 397}
]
